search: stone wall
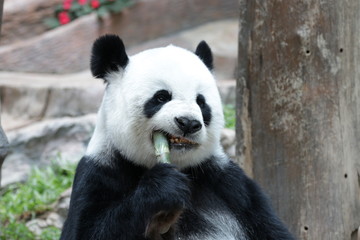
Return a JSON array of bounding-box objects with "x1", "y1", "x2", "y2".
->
[{"x1": 2, "y1": 0, "x2": 59, "y2": 46}]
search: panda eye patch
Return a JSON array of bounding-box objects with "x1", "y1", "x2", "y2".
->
[
  {"x1": 155, "y1": 90, "x2": 171, "y2": 103},
  {"x1": 196, "y1": 94, "x2": 212, "y2": 126},
  {"x1": 196, "y1": 94, "x2": 206, "y2": 108},
  {"x1": 144, "y1": 90, "x2": 172, "y2": 118}
]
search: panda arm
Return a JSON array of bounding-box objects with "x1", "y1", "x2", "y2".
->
[
  {"x1": 61, "y1": 157, "x2": 146, "y2": 240},
  {"x1": 61, "y1": 157, "x2": 190, "y2": 240},
  {"x1": 213, "y1": 160, "x2": 295, "y2": 240}
]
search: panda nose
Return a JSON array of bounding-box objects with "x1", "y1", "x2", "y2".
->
[{"x1": 175, "y1": 117, "x2": 202, "y2": 135}]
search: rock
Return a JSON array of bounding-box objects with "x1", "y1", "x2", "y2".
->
[
  {"x1": 46, "y1": 212, "x2": 64, "y2": 229},
  {"x1": 26, "y1": 218, "x2": 48, "y2": 236},
  {"x1": 0, "y1": 122, "x2": 9, "y2": 187},
  {"x1": 53, "y1": 188, "x2": 72, "y2": 219},
  {"x1": 127, "y1": 19, "x2": 239, "y2": 80},
  {"x1": 2, "y1": 0, "x2": 59, "y2": 46},
  {"x1": 1, "y1": 86, "x2": 48, "y2": 124},
  {"x1": 221, "y1": 128, "x2": 236, "y2": 159},
  {"x1": 0, "y1": 71, "x2": 104, "y2": 131},
  {"x1": 25, "y1": 188, "x2": 71, "y2": 235},
  {"x1": 0, "y1": 13, "x2": 99, "y2": 74},
  {"x1": 44, "y1": 86, "x2": 104, "y2": 119},
  {"x1": 1, "y1": 114, "x2": 97, "y2": 186},
  {"x1": 26, "y1": 212, "x2": 65, "y2": 236},
  {"x1": 217, "y1": 79, "x2": 236, "y2": 105}
]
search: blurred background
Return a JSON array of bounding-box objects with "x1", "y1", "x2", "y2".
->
[{"x1": 1, "y1": 0, "x2": 360, "y2": 239}]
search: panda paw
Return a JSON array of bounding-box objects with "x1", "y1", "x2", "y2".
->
[{"x1": 139, "y1": 163, "x2": 191, "y2": 212}]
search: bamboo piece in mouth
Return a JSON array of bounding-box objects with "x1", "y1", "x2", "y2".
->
[{"x1": 153, "y1": 132, "x2": 170, "y2": 164}]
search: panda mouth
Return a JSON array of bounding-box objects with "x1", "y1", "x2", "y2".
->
[
  {"x1": 169, "y1": 134, "x2": 198, "y2": 146},
  {"x1": 155, "y1": 131, "x2": 199, "y2": 149}
]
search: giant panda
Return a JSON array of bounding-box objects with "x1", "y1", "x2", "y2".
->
[{"x1": 60, "y1": 35, "x2": 294, "y2": 240}]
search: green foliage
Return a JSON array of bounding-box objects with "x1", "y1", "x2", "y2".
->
[
  {"x1": 44, "y1": 0, "x2": 134, "y2": 28},
  {"x1": 0, "y1": 158, "x2": 76, "y2": 240},
  {"x1": 43, "y1": 18, "x2": 60, "y2": 29},
  {"x1": 223, "y1": 104, "x2": 236, "y2": 129},
  {"x1": 0, "y1": 222, "x2": 35, "y2": 240},
  {"x1": 38, "y1": 227, "x2": 62, "y2": 240}
]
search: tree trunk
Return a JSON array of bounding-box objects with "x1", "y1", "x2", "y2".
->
[
  {"x1": 0, "y1": 0, "x2": 3, "y2": 31},
  {"x1": 237, "y1": 0, "x2": 360, "y2": 239},
  {"x1": 0, "y1": 0, "x2": 9, "y2": 187}
]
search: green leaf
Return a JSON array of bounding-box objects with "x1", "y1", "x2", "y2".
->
[
  {"x1": 43, "y1": 17, "x2": 60, "y2": 29},
  {"x1": 71, "y1": 2, "x2": 82, "y2": 11},
  {"x1": 39, "y1": 226, "x2": 62, "y2": 240},
  {"x1": 74, "y1": 8, "x2": 85, "y2": 18},
  {"x1": 97, "y1": 6, "x2": 109, "y2": 17},
  {"x1": 0, "y1": 221, "x2": 35, "y2": 239},
  {"x1": 54, "y1": 4, "x2": 64, "y2": 12},
  {"x1": 0, "y1": 160, "x2": 76, "y2": 239},
  {"x1": 108, "y1": 0, "x2": 133, "y2": 13},
  {"x1": 82, "y1": 5, "x2": 93, "y2": 14},
  {"x1": 75, "y1": 4, "x2": 93, "y2": 17},
  {"x1": 223, "y1": 104, "x2": 236, "y2": 129}
]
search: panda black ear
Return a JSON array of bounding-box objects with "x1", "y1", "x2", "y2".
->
[
  {"x1": 90, "y1": 34, "x2": 129, "y2": 81},
  {"x1": 195, "y1": 41, "x2": 213, "y2": 70}
]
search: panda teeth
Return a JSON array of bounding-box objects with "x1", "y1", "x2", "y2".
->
[{"x1": 169, "y1": 135, "x2": 196, "y2": 145}]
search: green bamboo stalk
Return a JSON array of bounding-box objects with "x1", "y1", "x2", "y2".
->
[{"x1": 153, "y1": 132, "x2": 170, "y2": 164}]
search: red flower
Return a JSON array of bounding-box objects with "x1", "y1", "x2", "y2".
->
[
  {"x1": 90, "y1": 0, "x2": 100, "y2": 9},
  {"x1": 58, "y1": 11, "x2": 71, "y2": 25},
  {"x1": 63, "y1": 0, "x2": 72, "y2": 10},
  {"x1": 78, "y1": 0, "x2": 87, "y2": 5}
]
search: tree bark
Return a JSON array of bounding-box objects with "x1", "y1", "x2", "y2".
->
[
  {"x1": 0, "y1": 0, "x2": 3, "y2": 32},
  {"x1": 237, "y1": 0, "x2": 360, "y2": 239},
  {"x1": 0, "y1": 0, "x2": 8, "y2": 187}
]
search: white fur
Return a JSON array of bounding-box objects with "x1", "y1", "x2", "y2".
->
[
  {"x1": 199, "y1": 210, "x2": 247, "y2": 240},
  {"x1": 87, "y1": 45, "x2": 224, "y2": 168}
]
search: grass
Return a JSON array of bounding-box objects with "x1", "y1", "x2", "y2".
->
[
  {"x1": 0, "y1": 158, "x2": 76, "y2": 240},
  {"x1": 223, "y1": 104, "x2": 236, "y2": 129}
]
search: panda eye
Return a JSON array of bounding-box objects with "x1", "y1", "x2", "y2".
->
[
  {"x1": 156, "y1": 95, "x2": 167, "y2": 103},
  {"x1": 154, "y1": 90, "x2": 171, "y2": 103},
  {"x1": 196, "y1": 94, "x2": 206, "y2": 108}
]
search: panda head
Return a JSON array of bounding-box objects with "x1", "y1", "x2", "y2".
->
[{"x1": 87, "y1": 35, "x2": 225, "y2": 168}]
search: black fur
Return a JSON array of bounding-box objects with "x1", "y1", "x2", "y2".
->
[
  {"x1": 144, "y1": 90, "x2": 172, "y2": 118},
  {"x1": 90, "y1": 35, "x2": 129, "y2": 80},
  {"x1": 196, "y1": 94, "x2": 212, "y2": 126},
  {"x1": 61, "y1": 150, "x2": 295, "y2": 240},
  {"x1": 61, "y1": 151, "x2": 189, "y2": 240},
  {"x1": 195, "y1": 41, "x2": 213, "y2": 70}
]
